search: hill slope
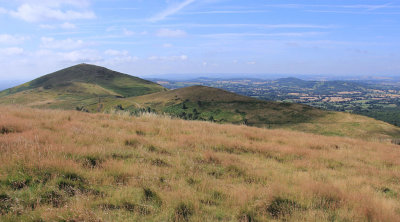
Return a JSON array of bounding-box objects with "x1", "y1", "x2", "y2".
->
[
  {"x1": 0, "y1": 106, "x2": 399, "y2": 221},
  {"x1": 0, "y1": 64, "x2": 166, "y2": 110},
  {"x1": 130, "y1": 85, "x2": 400, "y2": 140},
  {"x1": 131, "y1": 85, "x2": 326, "y2": 125}
]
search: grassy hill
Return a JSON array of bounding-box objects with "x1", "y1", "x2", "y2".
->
[
  {"x1": 131, "y1": 85, "x2": 326, "y2": 125},
  {"x1": 284, "y1": 112, "x2": 400, "y2": 140},
  {"x1": 130, "y1": 86, "x2": 400, "y2": 141},
  {"x1": 0, "y1": 64, "x2": 166, "y2": 111},
  {"x1": 0, "y1": 106, "x2": 399, "y2": 221}
]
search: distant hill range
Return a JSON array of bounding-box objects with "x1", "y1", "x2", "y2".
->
[{"x1": 1, "y1": 64, "x2": 399, "y2": 141}]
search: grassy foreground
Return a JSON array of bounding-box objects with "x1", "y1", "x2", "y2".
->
[{"x1": 0, "y1": 106, "x2": 400, "y2": 221}]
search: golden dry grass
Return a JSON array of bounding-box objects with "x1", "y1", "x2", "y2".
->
[{"x1": 0, "y1": 105, "x2": 399, "y2": 221}]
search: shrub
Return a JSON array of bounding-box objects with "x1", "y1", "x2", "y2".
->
[
  {"x1": 142, "y1": 188, "x2": 162, "y2": 207},
  {"x1": 1, "y1": 126, "x2": 15, "y2": 134},
  {"x1": 100, "y1": 201, "x2": 152, "y2": 215},
  {"x1": 226, "y1": 165, "x2": 246, "y2": 178},
  {"x1": 267, "y1": 197, "x2": 301, "y2": 218},
  {"x1": 0, "y1": 193, "x2": 13, "y2": 215},
  {"x1": 237, "y1": 208, "x2": 257, "y2": 222},
  {"x1": 173, "y1": 202, "x2": 194, "y2": 222},
  {"x1": 57, "y1": 173, "x2": 88, "y2": 196},
  {"x1": 211, "y1": 191, "x2": 225, "y2": 201},
  {"x1": 111, "y1": 152, "x2": 133, "y2": 160},
  {"x1": 81, "y1": 155, "x2": 104, "y2": 168},
  {"x1": 125, "y1": 138, "x2": 140, "y2": 147},
  {"x1": 40, "y1": 190, "x2": 65, "y2": 208},
  {"x1": 147, "y1": 145, "x2": 158, "y2": 152},
  {"x1": 5, "y1": 172, "x2": 32, "y2": 190},
  {"x1": 186, "y1": 177, "x2": 199, "y2": 186},
  {"x1": 391, "y1": 139, "x2": 400, "y2": 145},
  {"x1": 110, "y1": 172, "x2": 131, "y2": 185},
  {"x1": 201, "y1": 191, "x2": 225, "y2": 206},
  {"x1": 136, "y1": 130, "x2": 146, "y2": 136},
  {"x1": 63, "y1": 172, "x2": 85, "y2": 182},
  {"x1": 151, "y1": 158, "x2": 170, "y2": 167}
]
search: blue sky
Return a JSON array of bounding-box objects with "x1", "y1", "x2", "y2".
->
[{"x1": 0, "y1": 0, "x2": 399, "y2": 80}]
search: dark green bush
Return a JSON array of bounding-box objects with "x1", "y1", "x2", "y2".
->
[
  {"x1": 5, "y1": 172, "x2": 32, "y2": 190},
  {"x1": 81, "y1": 155, "x2": 104, "y2": 168},
  {"x1": 173, "y1": 202, "x2": 194, "y2": 222},
  {"x1": 40, "y1": 190, "x2": 65, "y2": 208},
  {"x1": 125, "y1": 139, "x2": 140, "y2": 147},
  {"x1": 142, "y1": 188, "x2": 162, "y2": 207},
  {"x1": 151, "y1": 158, "x2": 170, "y2": 167},
  {"x1": 237, "y1": 208, "x2": 257, "y2": 222},
  {"x1": 267, "y1": 197, "x2": 300, "y2": 218},
  {"x1": 57, "y1": 174, "x2": 88, "y2": 197},
  {"x1": 1, "y1": 126, "x2": 15, "y2": 134},
  {"x1": 0, "y1": 193, "x2": 13, "y2": 215}
]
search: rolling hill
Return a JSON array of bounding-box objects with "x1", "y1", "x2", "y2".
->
[
  {"x1": 130, "y1": 85, "x2": 326, "y2": 126},
  {"x1": 0, "y1": 64, "x2": 166, "y2": 111},
  {"x1": 130, "y1": 86, "x2": 400, "y2": 140},
  {"x1": 1, "y1": 64, "x2": 400, "y2": 141},
  {"x1": 0, "y1": 106, "x2": 399, "y2": 221}
]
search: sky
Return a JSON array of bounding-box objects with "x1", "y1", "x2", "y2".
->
[{"x1": 0, "y1": 0, "x2": 399, "y2": 81}]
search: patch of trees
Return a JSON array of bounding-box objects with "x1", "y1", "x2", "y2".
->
[{"x1": 76, "y1": 106, "x2": 89, "y2": 112}]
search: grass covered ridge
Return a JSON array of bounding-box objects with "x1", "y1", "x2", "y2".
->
[
  {"x1": 0, "y1": 64, "x2": 166, "y2": 111},
  {"x1": 0, "y1": 106, "x2": 400, "y2": 221}
]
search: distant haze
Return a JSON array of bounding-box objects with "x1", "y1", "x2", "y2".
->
[
  {"x1": 0, "y1": 80, "x2": 25, "y2": 90},
  {"x1": 2, "y1": 72, "x2": 400, "y2": 87}
]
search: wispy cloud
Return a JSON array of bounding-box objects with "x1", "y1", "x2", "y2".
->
[
  {"x1": 184, "y1": 10, "x2": 269, "y2": 15},
  {"x1": 0, "y1": 34, "x2": 29, "y2": 45},
  {"x1": 10, "y1": 4, "x2": 95, "y2": 22},
  {"x1": 148, "y1": 55, "x2": 188, "y2": 61},
  {"x1": 39, "y1": 22, "x2": 77, "y2": 30},
  {"x1": 201, "y1": 32, "x2": 326, "y2": 38},
  {"x1": 306, "y1": 10, "x2": 400, "y2": 15},
  {"x1": 263, "y1": 3, "x2": 400, "y2": 15},
  {"x1": 156, "y1": 28, "x2": 187, "y2": 37},
  {"x1": 264, "y1": 3, "x2": 400, "y2": 10},
  {"x1": 0, "y1": 47, "x2": 24, "y2": 56},
  {"x1": 0, "y1": 7, "x2": 7, "y2": 14},
  {"x1": 40, "y1": 37, "x2": 85, "y2": 50},
  {"x1": 149, "y1": 0, "x2": 196, "y2": 22},
  {"x1": 17, "y1": 0, "x2": 91, "y2": 8},
  {"x1": 169, "y1": 23, "x2": 334, "y2": 29},
  {"x1": 104, "y1": 49, "x2": 129, "y2": 56}
]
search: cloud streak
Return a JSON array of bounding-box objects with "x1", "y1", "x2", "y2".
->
[
  {"x1": 156, "y1": 28, "x2": 187, "y2": 37},
  {"x1": 200, "y1": 32, "x2": 326, "y2": 38},
  {"x1": 264, "y1": 3, "x2": 400, "y2": 10},
  {"x1": 149, "y1": 0, "x2": 196, "y2": 22},
  {"x1": 167, "y1": 23, "x2": 334, "y2": 29},
  {"x1": 184, "y1": 10, "x2": 270, "y2": 15}
]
